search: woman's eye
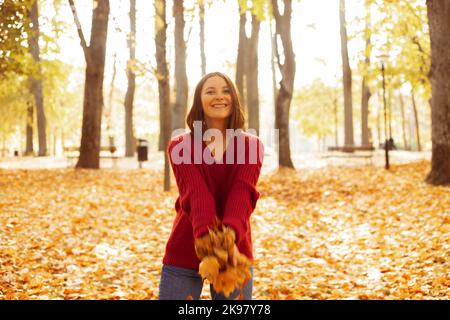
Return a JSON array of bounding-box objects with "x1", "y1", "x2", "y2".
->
[{"x1": 223, "y1": 89, "x2": 230, "y2": 94}]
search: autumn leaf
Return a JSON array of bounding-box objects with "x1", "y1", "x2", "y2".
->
[
  {"x1": 199, "y1": 256, "x2": 220, "y2": 283},
  {"x1": 195, "y1": 223, "x2": 252, "y2": 297}
]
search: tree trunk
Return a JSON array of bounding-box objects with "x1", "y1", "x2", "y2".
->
[
  {"x1": 172, "y1": 0, "x2": 188, "y2": 132},
  {"x1": 1, "y1": 136, "x2": 6, "y2": 157},
  {"x1": 334, "y1": 97, "x2": 339, "y2": 146},
  {"x1": 411, "y1": 89, "x2": 422, "y2": 152},
  {"x1": 361, "y1": 78, "x2": 371, "y2": 146},
  {"x1": 236, "y1": 11, "x2": 247, "y2": 109},
  {"x1": 61, "y1": 129, "x2": 65, "y2": 152},
  {"x1": 376, "y1": 96, "x2": 381, "y2": 146},
  {"x1": 246, "y1": 14, "x2": 260, "y2": 135},
  {"x1": 125, "y1": 0, "x2": 136, "y2": 157},
  {"x1": 361, "y1": 1, "x2": 371, "y2": 147},
  {"x1": 106, "y1": 53, "x2": 116, "y2": 144},
  {"x1": 339, "y1": 0, "x2": 354, "y2": 150},
  {"x1": 399, "y1": 93, "x2": 409, "y2": 150},
  {"x1": 236, "y1": 5, "x2": 260, "y2": 134},
  {"x1": 69, "y1": 0, "x2": 110, "y2": 169},
  {"x1": 155, "y1": 0, "x2": 172, "y2": 191},
  {"x1": 270, "y1": 17, "x2": 278, "y2": 151},
  {"x1": 52, "y1": 127, "x2": 57, "y2": 156},
  {"x1": 199, "y1": 0, "x2": 206, "y2": 76},
  {"x1": 25, "y1": 101, "x2": 34, "y2": 155},
  {"x1": 425, "y1": 0, "x2": 450, "y2": 185},
  {"x1": 388, "y1": 86, "x2": 393, "y2": 140},
  {"x1": 272, "y1": 0, "x2": 295, "y2": 168},
  {"x1": 270, "y1": 17, "x2": 277, "y2": 109},
  {"x1": 28, "y1": 0, "x2": 47, "y2": 156}
]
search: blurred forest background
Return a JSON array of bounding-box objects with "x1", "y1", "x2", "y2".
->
[
  {"x1": 0, "y1": 0, "x2": 449, "y2": 300},
  {"x1": 0, "y1": 1, "x2": 445, "y2": 174}
]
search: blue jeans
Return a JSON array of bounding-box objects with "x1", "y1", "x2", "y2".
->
[{"x1": 158, "y1": 264, "x2": 253, "y2": 300}]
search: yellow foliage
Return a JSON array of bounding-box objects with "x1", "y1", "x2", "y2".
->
[
  {"x1": 195, "y1": 224, "x2": 252, "y2": 297},
  {"x1": 199, "y1": 256, "x2": 220, "y2": 283}
]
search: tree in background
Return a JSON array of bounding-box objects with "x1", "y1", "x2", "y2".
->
[
  {"x1": 235, "y1": 0, "x2": 262, "y2": 135},
  {"x1": 27, "y1": 0, "x2": 47, "y2": 156},
  {"x1": 1, "y1": 0, "x2": 46, "y2": 156},
  {"x1": 425, "y1": 0, "x2": 450, "y2": 185},
  {"x1": 0, "y1": 76, "x2": 29, "y2": 154},
  {"x1": 410, "y1": 92, "x2": 422, "y2": 151},
  {"x1": 339, "y1": 0, "x2": 354, "y2": 151},
  {"x1": 105, "y1": 53, "x2": 117, "y2": 151},
  {"x1": 124, "y1": 0, "x2": 136, "y2": 157},
  {"x1": 271, "y1": 0, "x2": 295, "y2": 168},
  {"x1": 198, "y1": 0, "x2": 206, "y2": 76},
  {"x1": 172, "y1": 0, "x2": 188, "y2": 133},
  {"x1": 0, "y1": 59, "x2": 80, "y2": 157},
  {"x1": 292, "y1": 80, "x2": 340, "y2": 151},
  {"x1": 155, "y1": 0, "x2": 172, "y2": 191},
  {"x1": 360, "y1": 0, "x2": 372, "y2": 148},
  {"x1": 1, "y1": 0, "x2": 71, "y2": 156},
  {"x1": 364, "y1": 0, "x2": 430, "y2": 152},
  {"x1": 397, "y1": 93, "x2": 409, "y2": 150},
  {"x1": 0, "y1": 1, "x2": 32, "y2": 76},
  {"x1": 42, "y1": 61, "x2": 82, "y2": 156},
  {"x1": 68, "y1": 0, "x2": 110, "y2": 169}
]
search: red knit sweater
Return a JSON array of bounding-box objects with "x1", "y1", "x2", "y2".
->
[{"x1": 163, "y1": 130, "x2": 264, "y2": 270}]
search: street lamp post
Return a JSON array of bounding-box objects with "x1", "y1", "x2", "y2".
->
[{"x1": 381, "y1": 60, "x2": 390, "y2": 170}]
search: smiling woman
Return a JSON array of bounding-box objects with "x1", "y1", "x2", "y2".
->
[
  {"x1": 159, "y1": 72, "x2": 264, "y2": 300},
  {"x1": 187, "y1": 72, "x2": 245, "y2": 134}
]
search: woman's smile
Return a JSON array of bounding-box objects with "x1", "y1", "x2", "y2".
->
[{"x1": 211, "y1": 103, "x2": 228, "y2": 108}]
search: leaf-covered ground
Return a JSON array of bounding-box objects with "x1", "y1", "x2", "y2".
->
[{"x1": 0, "y1": 161, "x2": 448, "y2": 299}]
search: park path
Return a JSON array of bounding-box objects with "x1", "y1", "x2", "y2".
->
[{"x1": 0, "y1": 150, "x2": 431, "y2": 174}]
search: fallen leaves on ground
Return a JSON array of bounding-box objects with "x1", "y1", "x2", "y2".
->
[{"x1": 0, "y1": 160, "x2": 448, "y2": 299}]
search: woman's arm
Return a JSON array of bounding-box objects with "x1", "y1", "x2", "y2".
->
[
  {"x1": 222, "y1": 136, "x2": 264, "y2": 246},
  {"x1": 168, "y1": 136, "x2": 217, "y2": 238}
]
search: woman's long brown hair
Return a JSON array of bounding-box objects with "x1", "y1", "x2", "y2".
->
[{"x1": 186, "y1": 72, "x2": 246, "y2": 132}]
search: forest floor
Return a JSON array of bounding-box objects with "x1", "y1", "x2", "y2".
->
[{"x1": 0, "y1": 156, "x2": 448, "y2": 299}]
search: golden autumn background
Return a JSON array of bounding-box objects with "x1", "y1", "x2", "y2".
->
[{"x1": 1, "y1": 0, "x2": 450, "y2": 300}]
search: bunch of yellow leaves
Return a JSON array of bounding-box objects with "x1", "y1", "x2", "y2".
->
[{"x1": 195, "y1": 223, "x2": 252, "y2": 297}]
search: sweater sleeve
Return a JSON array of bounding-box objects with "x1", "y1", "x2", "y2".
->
[
  {"x1": 168, "y1": 137, "x2": 217, "y2": 238},
  {"x1": 222, "y1": 137, "x2": 264, "y2": 246}
]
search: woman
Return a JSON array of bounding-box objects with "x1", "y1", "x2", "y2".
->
[{"x1": 158, "y1": 72, "x2": 264, "y2": 300}]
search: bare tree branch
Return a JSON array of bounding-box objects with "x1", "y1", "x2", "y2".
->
[
  {"x1": 271, "y1": 0, "x2": 281, "y2": 20},
  {"x1": 185, "y1": 7, "x2": 194, "y2": 46},
  {"x1": 271, "y1": 1, "x2": 283, "y2": 70},
  {"x1": 67, "y1": 0, "x2": 92, "y2": 66},
  {"x1": 284, "y1": 0, "x2": 292, "y2": 17}
]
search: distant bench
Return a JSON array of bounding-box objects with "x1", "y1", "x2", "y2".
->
[
  {"x1": 328, "y1": 145, "x2": 375, "y2": 152},
  {"x1": 63, "y1": 146, "x2": 118, "y2": 167},
  {"x1": 323, "y1": 145, "x2": 375, "y2": 166}
]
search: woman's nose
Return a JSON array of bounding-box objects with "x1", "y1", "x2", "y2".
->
[{"x1": 214, "y1": 93, "x2": 225, "y2": 101}]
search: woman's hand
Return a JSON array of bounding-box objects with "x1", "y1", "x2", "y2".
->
[{"x1": 232, "y1": 243, "x2": 239, "y2": 267}]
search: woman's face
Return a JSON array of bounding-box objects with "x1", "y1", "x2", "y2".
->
[{"x1": 201, "y1": 75, "x2": 233, "y2": 124}]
